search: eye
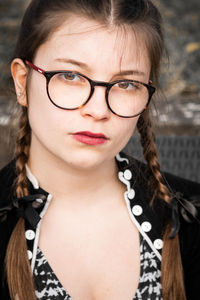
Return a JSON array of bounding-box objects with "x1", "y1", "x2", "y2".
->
[
  {"x1": 61, "y1": 72, "x2": 83, "y2": 82},
  {"x1": 116, "y1": 81, "x2": 139, "y2": 90}
]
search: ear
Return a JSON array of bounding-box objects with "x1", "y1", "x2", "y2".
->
[{"x1": 11, "y1": 58, "x2": 28, "y2": 107}]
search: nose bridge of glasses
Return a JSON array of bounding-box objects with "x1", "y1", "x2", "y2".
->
[
  {"x1": 92, "y1": 80, "x2": 111, "y2": 89},
  {"x1": 90, "y1": 80, "x2": 111, "y2": 101},
  {"x1": 85, "y1": 79, "x2": 110, "y2": 112},
  {"x1": 88, "y1": 79, "x2": 110, "y2": 99}
]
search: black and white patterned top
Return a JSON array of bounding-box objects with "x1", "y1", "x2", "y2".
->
[
  {"x1": 22, "y1": 153, "x2": 165, "y2": 299},
  {"x1": 34, "y1": 233, "x2": 162, "y2": 300}
]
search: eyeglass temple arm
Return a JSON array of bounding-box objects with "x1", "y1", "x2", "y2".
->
[
  {"x1": 25, "y1": 60, "x2": 154, "y2": 87},
  {"x1": 25, "y1": 60, "x2": 45, "y2": 75}
]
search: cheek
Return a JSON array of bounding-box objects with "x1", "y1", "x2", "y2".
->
[
  {"x1": 26, "y1": 76, "x2": 67, "y2": 140},
  {"x1": 112, "y1": 117, "x2": 138, "y2": 150},
  {"x1": 119, "y1": 117, "x2": 138, "y2": 136},
  {"x1": 27, "y1": 92, "x2": 80, "y2": 147}
]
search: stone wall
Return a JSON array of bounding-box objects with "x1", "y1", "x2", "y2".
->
[
  {"x1": 156, "y1": 0, "x2": 200, "y2": 134},
  {"x1": 0, "y1": 0, "x2": 200, "y2": 168}
]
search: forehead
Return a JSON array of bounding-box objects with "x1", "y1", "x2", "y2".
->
[{"x1": 35, "y1": 16, "x2": 150, "y2": 76}]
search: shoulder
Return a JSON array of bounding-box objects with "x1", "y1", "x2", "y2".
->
[
  {"x1": 122, "y1": 152, "x2": 200, "y2": 292},
  {"x1": 127, "y1": 152, "x2": 200, "y2": 194},
  {"x1": 0, "y1": 160, "x2": 18, "y2": 264},
  {"x1": 0, "y1": 161, "x2": 19, "y2": 297},
  {"x1": 162, "y1": 170, "x2": 200, "y2": 197},
  {"x1": 0, "y1": 160, "x2": 17, "y2": 206},
  {"x1": 0, "y1": 159, "x2": 19, "y2": 228},
  {"x1": 121, "y1": 151, "x2": 200, "y2": 202},
  {"x1": 162, "y1": 172, "x2": 200, "y2": 250},
  {"x1": 159, "y1": 173, "x2": 200, "y2": 297},
  {"x1": 119, "y1": 151, "x2": 200, "y2": 237}
]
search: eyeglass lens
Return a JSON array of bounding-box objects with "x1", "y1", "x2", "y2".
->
[{"x1": 48, "y1": 72, "x2": 149, "y2": 117}]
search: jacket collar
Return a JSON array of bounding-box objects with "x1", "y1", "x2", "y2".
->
[
  {"x1": 1, "y1": 152, "x2": 200, "y2": 269},
  {"x1": 20, "y1": 152, "x2": 169, "y2": 269}
]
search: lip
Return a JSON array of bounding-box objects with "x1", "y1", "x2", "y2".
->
[{"x1": 72, "y1": 131, "x2": 108, "y2": 145}]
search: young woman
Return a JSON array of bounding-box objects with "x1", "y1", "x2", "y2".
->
[{"x1": 0, "y1": 0, "x2": 200, "y2": 299}]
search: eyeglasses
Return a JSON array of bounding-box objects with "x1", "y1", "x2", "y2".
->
[{"x1": 25, "y1": 60, "x2": 156, "y2": 118}]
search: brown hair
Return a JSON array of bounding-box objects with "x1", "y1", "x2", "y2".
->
[
  {"x1": 137, "y1": 110, "x2": 186, "y2": 299},
  {"x1": 6, "y1": 1, "x2": 186, "y2": 299}
]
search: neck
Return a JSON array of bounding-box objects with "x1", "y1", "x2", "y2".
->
[{"x1": 28, "y1": 144, "x2": 123, "y2": 209}]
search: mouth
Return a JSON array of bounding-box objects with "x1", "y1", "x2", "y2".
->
[{"x1": 72, "y1": 131, "x2": 108, "y2": 145}]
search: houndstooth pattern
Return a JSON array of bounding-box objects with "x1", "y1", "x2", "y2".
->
[{"x1": 34, "y1": 234, "x2": 162, "y2": 300}]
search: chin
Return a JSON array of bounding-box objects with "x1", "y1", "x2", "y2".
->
[{"x1": 58, "y1": 147, "x2": 114, "y2": 171}]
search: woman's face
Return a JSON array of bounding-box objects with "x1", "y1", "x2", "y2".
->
[{"x1": 20, "y1": 17, "x2": 151, "y2": 170}]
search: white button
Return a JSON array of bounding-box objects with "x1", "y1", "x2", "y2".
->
[
  {"x1": 27, "y1": 250, "x2": 33, "y2": 260},
  {"x1": 124, "y1": 169, "x2": 132, "y2": 180},
  {"x1": 25, "y1": 230, "x2": 35, "y2": 240},
  {"x1": 154, "y1": 239, "x2": 163, "y2": 250},
  {"x1": 141, "y1": 221, "x2": 152, "y2": 232},
  {"x1": 132, "y1": 205, "x2": 143, "y2": 216},
  {"x1": 36, "y1": 198, "x2": 43, "y2": 204},
  {"x1": 127, "y1": 189, "x2": 135, "y2": 199}
]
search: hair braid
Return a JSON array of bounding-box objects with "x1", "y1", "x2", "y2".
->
[
  {"x1": 5, "y1": 106, "x2": 37, "y2": 300},
  {"x1": 137, "y1": 109, "x2": 186, "y2": 300},
  {"x1": 14, "y1": 106, "x2": 31, "y2": 198},
  {"x1": 162, "y1": 224, "x2": 186, "y2": 300},
  {"x1": 137, "y1": 109, "x2": 171, "y2": 203}
]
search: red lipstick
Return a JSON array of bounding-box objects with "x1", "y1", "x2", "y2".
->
[{"x1": 72, "y1": 131, "x2": 108, "y2": 145}]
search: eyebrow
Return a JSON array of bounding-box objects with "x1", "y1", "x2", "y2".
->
[
  {"x1": 55, "y1": 58, "x2": 146, "y2": 77},
  {"x1": 55, "y1": 58, "x2": 90, "y2": 70},
  {"x1": 115, "y1": 70, "x2": 146, "y2": 77}
]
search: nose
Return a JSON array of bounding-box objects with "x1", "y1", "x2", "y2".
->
[{"x1": 80, "y1": 85, "x2": 110, "y2": 120}]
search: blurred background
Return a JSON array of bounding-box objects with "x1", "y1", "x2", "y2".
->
[{"x1": 0, "y1": 0, "x2": 200, "y2": 181}]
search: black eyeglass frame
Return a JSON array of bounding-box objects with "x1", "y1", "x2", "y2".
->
[{"x1": 25, "y1": 60, "x2": 156, "y2": 118}]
